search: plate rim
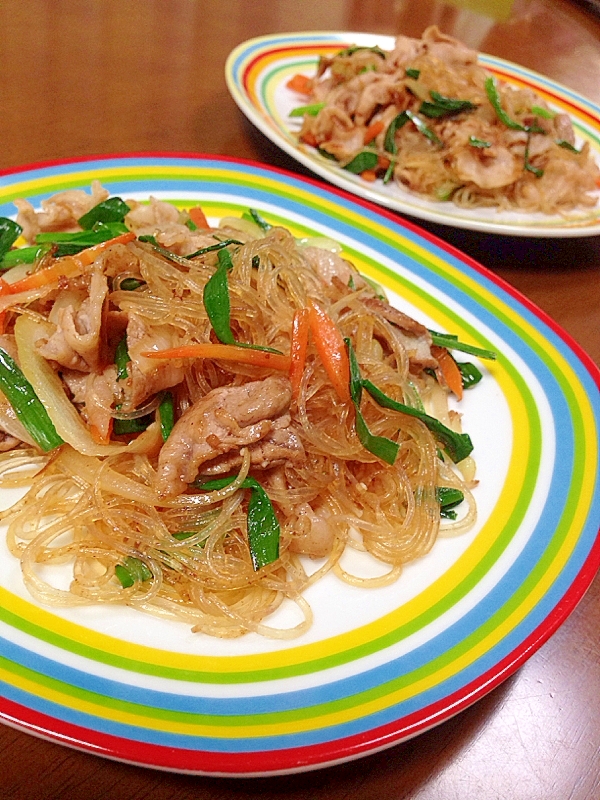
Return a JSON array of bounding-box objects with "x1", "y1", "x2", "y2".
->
[{"x1": 0, "y1": 151, "x2": 599, "y2": 776}]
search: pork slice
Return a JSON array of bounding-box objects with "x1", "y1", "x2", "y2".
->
[
  {"x1": 200, "y1": 414, "x2": 304, "y2": 476},
  {"x1": 37, "y1": 270, "x2": 108, "y2": 372},
  {"x1": 156, "y1": 376, "x2": 293, "y2": 497},
  {"x1": 363, "y1": 296, "x2": 437, "y2": 370}
]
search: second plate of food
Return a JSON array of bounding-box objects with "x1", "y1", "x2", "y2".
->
[{"x1": 225, "y1": 30, "x2": 600, "y2": 236}]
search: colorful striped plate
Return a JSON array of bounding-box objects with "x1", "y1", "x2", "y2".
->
[
  {"x1": 0, "y1": 154, "x2": 599, "y2": 776},
  {"x1": 225, "y1": 31, "x2": 600, "y2": 237}
]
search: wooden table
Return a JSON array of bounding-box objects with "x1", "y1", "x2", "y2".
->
[{"x1": 0, "y1": 1, "x2": 599, "y2": 797}]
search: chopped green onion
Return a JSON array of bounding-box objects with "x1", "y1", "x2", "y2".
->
[
  {"x1": 343, "y1": 150, "x2": 379, "y2": 173},
  {"x1": 429, "y1": 331, "x2": 496, "y2": 360},
  {"x1": 557, "y1": 139, "x2": 581, "y2": 153},
  {"x1": 405, "y1": 110, "x2": 442, "y2": 145},
  {"x1": 158, "y1": 391, "x2": 175, "y2": 441},
  {"x1": 524, "y1": 133, "x2": 544, "y2": 177},
  {"x1": 113, "y1": 415, "x2": 151, "y2": 435},
  {"x1": 317, "y1": 147, "x2": 338, "y2": 161},
  {"x1": 457, "y1": 361, "x2": 483, "y2": 389},
  {"x1": 245, "y1": 208, "x2": 271, "y2": 232},
  {"x1": 203, "y1": 249, "x2": 282, "y2": 354},
  {"x1": 361, "y1": 378, "x2": 473, "y2": 463},
  {"x1": 336, "y1": 45, "x2": 386, "y2": 58},
  {"x1": 469, "y1": 136, "x2": 491, "y2": 148},
  {"x1": 0, "y1": 243, "x2": 50, "y2": 269},
  {"x1": 185, "y1": 218, "x2": 198, "y2": 231},
  {"x1": 199, "y1": 475, "x2": 280, "y2": 570},
  {"x1": 485, "y1": 77, "x2": 545, "y2": 134},
  {"x1": 185, "y1": 238, "x2": 243, "y2": 259},
  {"x1": 419, "y1": 91, "x2": 477, "y2": 119},
  {"x1": 384, "y1": 112, "x2": 409, "y2": 154},
  {"x1": 203, "y1": 248, "x2": 236, "y2": 345},
  {"x1": 36, "y1": 222, "x2": 129, "y2": 256},
  {"x1": 0, "y1": 217, "x2": 23, "y2": 260},
  {"x1": 437, "y1": 486, "x2": 465, "y2": 519},
  {"x1": 289, "y1": 103, "x2": 325, "y2": 117},
  {"x1": 405, "y1": 68, "x2": 420, "y2": 79},
  {"x1": 531, "y1": 105, "x2": 555, "y2": 119},
  {"x1": 346, "y1": 339, "x2": 399, "y2": 465},
  {"x1": 114, "y1": 335, "x2": 130, "y2": 381},
  {"x1": 115, "y1": 556, "x2": 152, "y2": 588},
  {"x1": 119, "y1": 277, "x2": 145, "y2": 291},
  {"x1": 384, "y1": 110, "x2": 441, "y2": 151},
  {"x1": 138, "y1": 235, "x2": 197, "y2": 267},
  {"x1": 78, "y1": 197, "x2": 130, "y2": 230},
  {"x1": 0, "y1": 348, "x2": 63, "y2": 452},
  {"x1": 435, "y1": 181, "x2": 459, "y2": 201}
]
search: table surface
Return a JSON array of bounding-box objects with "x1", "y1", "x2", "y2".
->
[{"x1": 1, "y1": 1, "x2": 600, "y2": 798}]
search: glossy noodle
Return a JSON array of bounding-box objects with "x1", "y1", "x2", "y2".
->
[{"x1": 0, "y1": 186, "x2": 482, "y2": 638}]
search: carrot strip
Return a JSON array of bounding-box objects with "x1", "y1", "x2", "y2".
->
[
  {"x1": 89, "y1": 420, "x2": 113, "y2": 445},
  {"x1": 286, "y1": 74, "x2": 313, "y2": 95},
  {"x1": 432, "y1": 345, "x2": 463, "y2": 401},
  {"x1": 7, "y1": 232, "x2": 136, "y2": 294},
  {"x1": 364, "y1": 120, "x2": 384, "y2": 145},
  {"x1": 307, "y1": 301, "x2": 350, "y2": 403},
  {"x1": 289, "y1": 308, "x2": 309, "y2": 399},
  {"x1": 0, "y1": 279, "x2": 12, "y2": 334},
  {"x1": 188, "y1": 206, "x2": 210, "y2": 229},
  {"x1": 300, "y1": 131, "x2": 318, "y2": 148},
  {"x1": 361, "y1": 170, "x2": 378, "y2": 182},
  {"x1": 141, "y1": 343, "x2": 291, "y2": 372}
]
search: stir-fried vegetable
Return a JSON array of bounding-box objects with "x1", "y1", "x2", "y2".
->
[
  {"x1": 308, "y1": 301, "x2": 350, "y2": 403},
  {"x1": 429, "y1": 331, "x2": 496, "y2": 361},
  {"x1": 77, "y1": 197, "x2": 130, "y2": 230},
  {"x1": 0, "y1": 347, "x2": 63, "y2": 452},
  {"x1": 347, "y1": 339, "x2": 399, "y2": 465},
  {"x1": 289, "y1": 307, "x2": 309, "y2": 399},
  {"x1": 203, "y1": 248, "x2": 282, "y2": 354},
  {"x1": 115, "y1": 556, "x2": 152, "y2": 588},
  {"x1": 362, "y1": 379, "x2": 473, "y2": 463},
  {"x1": 157, "y1": 392, "x2": 175, "y2": 441},
  {"x1": 199, "y1": 475, "x2": 280, "y2": 570},
  {"x1": 0, "y1": 218, "x2": 23, "y2": 261},
  {"x1": 142, "y1": 342, "x2": 292, "y2": 371}
]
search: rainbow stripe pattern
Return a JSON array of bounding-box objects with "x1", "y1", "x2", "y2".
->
[
  {"x1": 225, "y1": 31, "x2": 600, "y2": 236},
  {"x1": 0, "y1": 154, "x2": 598, "y2": 775}
]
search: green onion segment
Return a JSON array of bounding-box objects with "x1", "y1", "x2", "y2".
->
[{"x1": 199, "y1": 475, "x2": 280, "y2": 570}]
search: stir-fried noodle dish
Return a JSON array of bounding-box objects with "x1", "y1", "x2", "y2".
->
[
  {"x1": 0, "y1": 184, "x2": 492, "y2": 639},
  {"x1": 288, "y1": 26, "x2": 600, "y2": 213}
]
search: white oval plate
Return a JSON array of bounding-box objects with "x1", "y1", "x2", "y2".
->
[{"x1": 225, "y1": 31, "x2": 600, "y2": 237}]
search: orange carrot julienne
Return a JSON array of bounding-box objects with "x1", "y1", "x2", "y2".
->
[
  {"x1": 307, "y1": 301, "x2": 350, "y2": 403},
  {"x1": 300, "y1": 131, "x2": 318, "y2": 148},
  {"x1": 432, "y1": 345, "x2": 463, "y2": 401},
  {"x1": 289, "y1": 307, "x2": 309, "y2": 399},
  {"x1": 188, "y1": 206, "x2": 210, "y2": 229},
  {"x1": 286, "y1": 73, "x2": 313, "y2": 95},
  {"x1": 89, "y1": 420, "x2": 113, "y2": 445},
  {"x1": 361, "y1": 169, "x2": 378, "y2": 182},
  {"x1": 141, "y1": 343, "x2": 292, "y2": 372},
  {"x1": 364, "y1": 120, "x2": 384, "y2": 145},
  {"x1": 0, "y1": 278, "x2": 12, "y2": 333},
  {"x1": 7, "y1": 232, "x2": 136, "y2": 294}
]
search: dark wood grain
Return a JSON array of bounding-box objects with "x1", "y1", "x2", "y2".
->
[{"x1": 0, "y1": 1, "x2": 599, "y2": 797}]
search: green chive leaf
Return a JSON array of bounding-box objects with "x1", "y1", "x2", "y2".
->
[
  {"x1": 78, "y1": 197, "x2": 130, "y2": 230},
  {"x1": 0, "y1": 348, "x2": 63, "y2": 452}
]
